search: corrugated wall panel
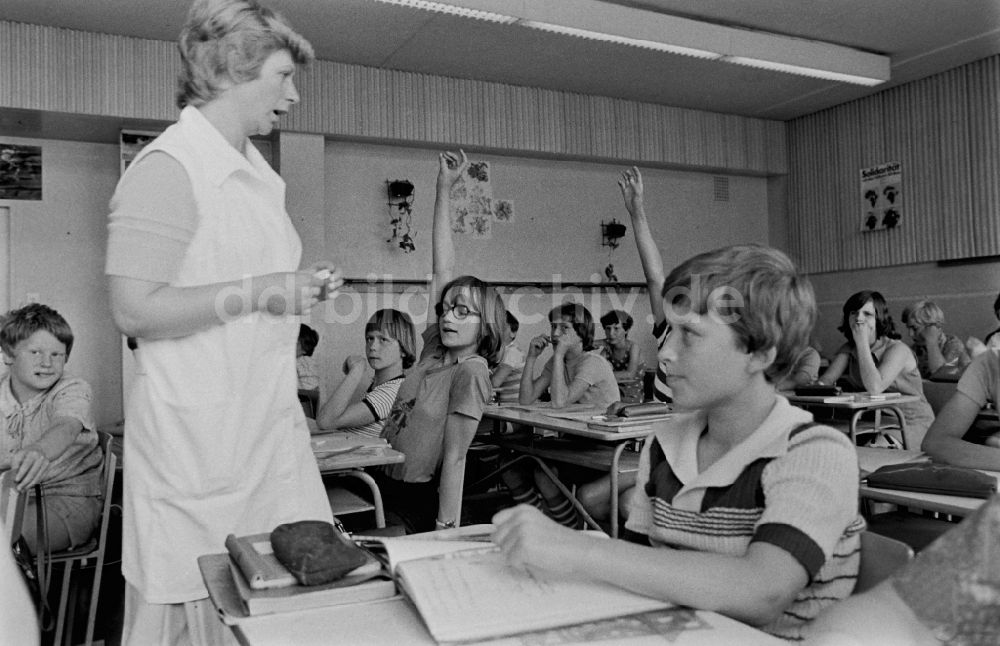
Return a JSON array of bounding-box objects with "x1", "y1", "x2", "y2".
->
[
  {"x1": 1, "y1": 20, "x2": 783, "y2": 174},
  {"x1": 788, "y1": 55, "x2": 1000, "y2": 272}
]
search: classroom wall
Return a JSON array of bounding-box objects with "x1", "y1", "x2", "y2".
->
[
  {"x1": 0, "y1": 136, "x2": 123, "y2": 427},
  {"x1": 322, "y1": 142, "x2": 770, "y2": 283},
  {"x1": 808, "y1": 260, "x2": 1000, "y2": 360},
  {"x1": 298, "y1": 140, "x2": 772, "y2": 401}
]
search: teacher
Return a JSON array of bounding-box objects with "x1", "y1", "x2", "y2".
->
[{"x1": 106, "y1": 0, "x2": 339, "y2": 641}]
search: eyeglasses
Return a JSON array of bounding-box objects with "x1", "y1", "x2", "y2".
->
[{"x1": 435, "y1": 302, "x2": 480, "y2": 320}]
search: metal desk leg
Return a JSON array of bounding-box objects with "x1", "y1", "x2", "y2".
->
[
  {"x1": 850, "y1": 405, "x2": 909, "y2": 449},
  {"x1": 336, "y1": 469, "x2": 386, "y2": 528},
  {"x1": 609, "y1": 442, "x2": 628, "y2": 538},
  {"x1": 529, "y1": 457, "x2": 605, "y2": 534}
]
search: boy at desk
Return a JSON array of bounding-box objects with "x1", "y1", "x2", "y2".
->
[{"x1": 494, "y1": 244, "x2": 865, "y2": 641}]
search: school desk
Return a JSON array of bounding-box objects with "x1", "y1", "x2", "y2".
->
[
  {"x1": 480, "y1": 404, "x2": 661, "y2": 537},
  {"x1": 853, "y1": 447, "x2": 998, "y2": 516},
  {"x1": 784, "y1": 392, "x2": 921, "y2": 448},
  {"x1": 198, "y1": 552, "x2": 786, "y2": 646},
  {"x1": 311, "y1": 433, "x2": 405, "y2": 529}
]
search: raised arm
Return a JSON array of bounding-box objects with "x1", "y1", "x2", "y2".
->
[
  {"x1": 618, "y1": 167, "x2": 665, "y2": 325},
  {"x1": 109, "y1": 262, "x2": 342, "y2": 339},
  {"x1": 428, "y1": 149, "x2": 469, "y2": 329}
]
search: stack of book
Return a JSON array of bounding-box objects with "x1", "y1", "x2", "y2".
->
[{"x1": 218, "y1": 532, "x2": 396, "y2": 617}]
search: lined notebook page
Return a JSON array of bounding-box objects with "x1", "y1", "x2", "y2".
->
[{"x1": 396, "y1": 547, "x2": 669, "y2": 643}]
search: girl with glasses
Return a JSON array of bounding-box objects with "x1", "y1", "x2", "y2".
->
[{"x1": 377, "y1": 150, "x2": 506, "y2": 533}]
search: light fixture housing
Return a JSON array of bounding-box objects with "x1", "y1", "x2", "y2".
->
[{"x1": 369, "y1": 0, "x2": 890, "y2": 86}]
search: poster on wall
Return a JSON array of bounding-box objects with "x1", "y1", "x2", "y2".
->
[
  {"x1": 860, "y1": 161, "x2": 902, "y2": 232},
  {"x1": 0, "y1": 144, "x2": 42, "y2": 200},
  {"x1": 120, "y1": 130, "x2": 160, "y2": 176},
  {"x1": 449, "y1": 160, "x2": 494, "y2": 240}
]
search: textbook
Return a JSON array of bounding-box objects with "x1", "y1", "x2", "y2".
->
[
  {"x1": 227, "y1": 559, "x2": 393, "y2": 617},
  {"x1": 224, "y1": 532, "x2": 393, "y2": 616},
  {"x1": 587, "y1": 414, "x2": 672, "y2": 433},
  {"x1": 358, "y1": 525, "x2": 671, "y2": 644}
]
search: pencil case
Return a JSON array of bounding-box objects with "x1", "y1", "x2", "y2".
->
[
  {"x1": 270, "y1": 519, "x2": 368, "y2": 586},
  {"x1": 614, "y1": 402, "x2": 672, "y2": 418},
  {"x1": 865, "y1": 463, "x2": 997, "y2": 499}
]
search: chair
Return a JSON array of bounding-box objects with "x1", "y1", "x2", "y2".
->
[
  {"x1": 850, "y1": 406, "x2": 909, "y2": 449},
  {"x1": 1, "y1": 469, "x2": 26, "y2": 546},
  {"x1": 854, "y1": 530, "x2": 914, "y2": 594},
  {"x1": 46, "y1": 431, "x2": 117, "y2": 646},
  {"x1": 299, "y1": 388, "x2": 320, "y2": 419}
]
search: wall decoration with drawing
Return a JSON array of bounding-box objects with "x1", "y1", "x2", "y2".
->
[{"x1": 860, "y1": 161, "x2": 902, "y2": 232}]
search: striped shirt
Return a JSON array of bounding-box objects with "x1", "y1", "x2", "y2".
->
[
  {"x1": 627, "y1": 397, "x2": 864, "y2": 641},
  {"x1": 652, "y1": 319, "x2": 672, "y2": 403},
  {"x1": 343, "y1": 376, "x2": 404, "y2": 439}
]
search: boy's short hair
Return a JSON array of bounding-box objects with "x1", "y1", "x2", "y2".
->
[
  {"x1": 366, "y1": 308, "x2": 417, "y2": 369},
  {"x1": 901, "y1": 300, "x2": 944, "y2": 329},
  {"x1": 298, "y1": 324, "x2": 319, "y2": 356},
  {"x1": 1, "y1": 303, "x2": 75, "y2": 358},
  {"x1": 838, "y1": 290, "x2": 895, "y2": 342},
  {"x1": 438, "y1": 275, "x2": 506, "y2": 366},
  {"x1": 176, "y1": 0, "x2": 314, "y2": 108},
  {"x1": 505, "y1": 310, "x2": 520, "y2": 336},
  {"x1": 549, "y1": 303, "x2": 597, "y2": 352},
  {"x1": 599, "y1": 310, "x2": 633, "y2": 331},
  {"x1": 660, "y1": 244, "x2": 815, "y2": 384}
]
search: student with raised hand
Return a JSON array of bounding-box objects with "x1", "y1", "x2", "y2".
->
[
  {"x1": 519, "y1": 303, "x2": 619, "y2": 410},
  {"x1": 921, "y1": 347, "x2": 1000, "y2": 469},
  {"x1": 105, "y1": 0, "x2": 342, "y2": 639},
  {"x1": 315, "y1": 308, "x2": 416, "y2": 438},
  {"x1": 618, "y1": 166, "x2": 671, "y2": 403},
  {"x1": 377, "y1": 149, "x2": 506, "y2": 533},
  {"x1": 494, "y1": 245, "x2": 865, "y2": 642},
  {"x1": 817, "y1": 290, "x2": 934, "y2": 447}
]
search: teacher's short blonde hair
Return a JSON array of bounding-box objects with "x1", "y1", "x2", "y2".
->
[{"x1": 176, "y1": 0, "x2": 314, "y2": 108}]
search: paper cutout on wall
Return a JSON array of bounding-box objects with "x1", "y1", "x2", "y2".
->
[
  {"x1": 493, "y1": 199, "x2": 515, "y2": 223},
  {"x1": 449, "y1": 161, "x2": 493, "y2": 237},
  {"x1": 860, "y1": 162, "x2": 902, "y2": 232}
]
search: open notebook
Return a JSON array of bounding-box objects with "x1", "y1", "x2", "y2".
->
[{"x1": 357, "y1": 525, "x2": 671, "y2": 644}]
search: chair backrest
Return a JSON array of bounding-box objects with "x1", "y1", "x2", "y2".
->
[
  {"x1": 922, "y1": 379, "x2": 957, "y2": 416},
  {"x1": 1, "y1": 470, "x2": 25, "y2": 546},
  {"x1": 854, "y1": 530, "x2": 914, "y2": 594},
  {"x1": 93, "y1": 431, "x2": 117, "y2": 549}
]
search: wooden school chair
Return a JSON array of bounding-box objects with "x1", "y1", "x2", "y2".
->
[
  {"x1": 46, "y1": 431, "x2": 117, "y2": 646},
  {"x1": 854, "y1": 530, "x2": 914, "y2": 594},
  {"x1": 1, "y1": 469, "x2": 26, "y2": 546}
]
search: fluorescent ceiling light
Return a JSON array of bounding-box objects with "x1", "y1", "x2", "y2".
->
[
  {"x1": 369, "y1": 0, "x2": 518, "y2": 23},
  {"x1": 368, "y1": 0, "x2": 890, "y2": 86}
]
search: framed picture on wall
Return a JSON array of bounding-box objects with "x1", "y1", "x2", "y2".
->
[
  {"x1": 860, "y1": 161, "x2": 902, "y2": 232},
  {"x1": 120, "y1": 130, "x2": 160, "y2": 176},
  {"x1": 0, "y1": 143, "x2": 42, "y2": 200}
]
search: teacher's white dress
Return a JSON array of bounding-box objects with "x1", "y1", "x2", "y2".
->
[{"x1": 118, "y1": 107, "x2": 332, "y2": 603}]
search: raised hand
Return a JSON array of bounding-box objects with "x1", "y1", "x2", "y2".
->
[
  {"x1": 437, "y1": 149, "x2": 469, "y2": 189},
  {"x1": 617, "y1": 166, "x2": 644, "y2": 215}
]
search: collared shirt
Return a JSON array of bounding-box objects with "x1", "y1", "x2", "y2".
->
[
  {"x1": 627, "y1": 396, "x2": 864, "y2": 640},
  {"x1": 0, "y1": 374, "x2": 101, "y2": 496}
]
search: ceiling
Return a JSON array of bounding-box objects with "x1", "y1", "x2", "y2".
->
[{"x1": 1, "y1": 0, "x2": 1000, "y2": 121}]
